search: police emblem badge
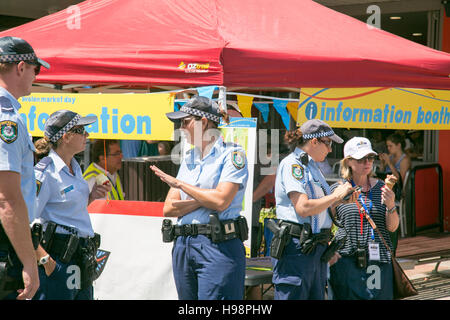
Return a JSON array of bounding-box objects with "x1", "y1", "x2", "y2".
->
[
  {"x1": 292, "y1": 164, "x2": 304, "y2": 180},
  {"x1": 231, "y1": 151, "x2": 245, "y2": 169},
  {"x1": 0, "y1": 120, "x2": 18, "y2": 144}
]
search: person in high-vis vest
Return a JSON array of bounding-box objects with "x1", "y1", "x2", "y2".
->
[{"x1": 83, "y1": 139, "x2": 125, "y2": 200}]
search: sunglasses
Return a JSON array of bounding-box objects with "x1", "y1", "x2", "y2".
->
[
  {"x1": 181, "y1": 116, "x2": 201, "y2": 128},
  {"x1": 69, "y1": 126, "x2": 86, "y2": 135},
  {"x1": 353, "y1": 155, "x2": 376, "y2": 163},
  {"x1": 13, "y1": 61, "x2": 41, "y2": 75},
  {"x1": 26, "y1": 61, "x2": 41, "y2": 75},
  {"x1": 319, "y1": 139, "x2": 332, "y2": 148}
]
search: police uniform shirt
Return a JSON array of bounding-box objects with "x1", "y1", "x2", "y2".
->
[
  {"x1": 35, "y1": 149, "x2": 94, "y2": 238},
  {"x1": 274, "y1": 147, "x2": 332, "y2": 233},
  {"x1": 0, "y1": 87, "x2": 36, "y2": 222},
  {"x1": 176, "y1": 137, "x2": 248, "y2": 225}
]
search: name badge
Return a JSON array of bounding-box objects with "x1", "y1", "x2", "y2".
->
[
  {"x1": 368, "y1": 242, "x2": 380, "y2": 261},
  {"x1": 60, "y1": 185, "x2": 74, "y2": 196}
]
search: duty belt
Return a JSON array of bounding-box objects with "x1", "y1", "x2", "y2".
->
[
  {"x1": 174, "y1": 220, "x2": 242, "y2": 240},
  {"x1": 46, "y1": 233, "x2": 98, "y2": 264},
  {"x1": 279, "y1": 220, "x2": 331, "y2": 241},
  {"x1": 162, "y1": 215, "x2": 249, "y2": 243}
]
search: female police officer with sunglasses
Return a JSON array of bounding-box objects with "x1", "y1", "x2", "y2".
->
[
  {"x1": 33, "y1": 110, "x2": 111, "y2": 300},
  {"x1": 272, "y1": 119, "x2": 355, "y2": 300},
  {"x1": 150, "y1": 96, "x2": 248, "y2": 300}
]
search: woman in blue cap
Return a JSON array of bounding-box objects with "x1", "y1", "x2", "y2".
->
[
  {"x1": 150, "y1": 96, "x2": 249, "y2": 300},
  {"x1": 33, "y1": 110, "x2": 111, "y2": 300},
  {"x1": 271, "y1": 119, "x2": 356, "y2": 300}
]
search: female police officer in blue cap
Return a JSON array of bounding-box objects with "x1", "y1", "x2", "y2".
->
[
  {"x1": 272, "y1": 119, "x2": 356, "y2": 300},
  {"x1": 33, "y1": 110, "x2": 111, "y2": 300},
  {"x1": 150, "y1": 96, "x2": 249, "y2": 300}
]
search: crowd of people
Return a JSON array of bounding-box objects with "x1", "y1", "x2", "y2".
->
[{"x1": 0, "y1": 36, "x2": 416, "y2": 301}]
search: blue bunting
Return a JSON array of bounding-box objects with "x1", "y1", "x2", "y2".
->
[
  {"x1": 196, "y1": 86, "x2": 217, "y2": 99},
  {"x1": 273, "y1": 99, "x2": 290, "y2": 130},
  {"x1": 253, "y1": 102, "x2": 270, "y2": 123}
]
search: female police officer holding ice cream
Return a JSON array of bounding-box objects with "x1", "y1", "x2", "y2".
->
[
  {"x1": 271, "y1": 119, "x2": 355, "y2": 300},
  {"x1": 150, "y1": 96, "x2": 249, "y2": 300}
]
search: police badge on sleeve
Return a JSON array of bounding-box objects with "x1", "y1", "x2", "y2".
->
[
  {"x1": 0, "y1": 120, "x2": 18, "y2": 144},
  {"x1": 292, "y1": 164, "x2": 304, "y2": 181},
  {"x1": 231, "y1": 151, "x2": 246, "y2": 169}
]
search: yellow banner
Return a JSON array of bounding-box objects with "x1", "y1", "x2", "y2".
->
[
  {"x1": 297, "y1": 88, "x2": 450, "y2": 130},
  {"x1": 19, "y1": 93, "x2": 174, "y2": 140}
]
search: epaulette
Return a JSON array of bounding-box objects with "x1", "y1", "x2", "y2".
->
[
  {"x1": 35, "y1": 156, "x2": 53, "y2": 173},
  {"x1": 0, "y1": 96, "x2": 14, "y2": 113}
]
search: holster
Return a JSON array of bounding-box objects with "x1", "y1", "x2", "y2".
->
[
  {"x1": 31, "y1": 223, "x2": 43, "y2": 250},
  {"x1": 161, "y1": 219, "x2": 175, "y2": 243},
  {"x1": 209, "y1": 213, "x2": 224, "y2": 243},
  {"x1": 267, "y1": 219, "x2": 291, "y2": 260},
  {"x1": 77, "y1": 236, "x2": 100, "y2": 290},
  {"x1": 40, "y1": 221, "x2": 57, "y2": 251}
]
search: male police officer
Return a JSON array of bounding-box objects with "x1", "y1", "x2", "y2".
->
[{"x1": 0, "y1": 36, "x2": 50, "y2": 299}]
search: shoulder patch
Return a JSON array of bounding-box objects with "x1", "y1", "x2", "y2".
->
[
  {"x1": 231, "y1": 150, "x2": 246, "y2": 170},
  {"x1": 0, "y1": 96, "x2": 14, "y2": 113},
  {"x1": 0, "y1": 120, "x2": 18, "y2": 144},
  {"x1": 292, "y1": 164, "x2": 304, "y2": 181},
  {"x1": 35, "y1": 156, "x2": 52, "y2": 173}
]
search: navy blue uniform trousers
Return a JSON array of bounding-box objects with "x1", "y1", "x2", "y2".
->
[
  {"x1": 172, "y1": 235, "x2": 245, "y2": 300},
  {"x1": 33, "y1": 257, "x2": 93, "y2": 300},
  {"x1": 271, "y1": 238, "x2": 327, "y2": 300},
  {"x1": 329, "y1": 255, "x2": 393, "y2": 300}
]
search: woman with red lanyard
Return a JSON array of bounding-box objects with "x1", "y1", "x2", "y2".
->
[{"x1": 329, "y1": 137, "x2": 399, "y2": 300}]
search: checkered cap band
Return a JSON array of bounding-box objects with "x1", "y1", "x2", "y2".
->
[
  {"x1": 49, "y1": 114, "x2": 81, "y2": 143},
  {"x1": 180, "y1": 106, "x2": 220, "y2": 123},
  {"x1": 302, "y1": 130, "x2": 334, "y2": 140},
  {"x1": 0, "y1": 53, "x2": 37, "y2": 63}
]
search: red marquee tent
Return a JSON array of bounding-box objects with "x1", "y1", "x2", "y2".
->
[{"x1": 1, "y1": 0, "x2": 449, "y2": 89}]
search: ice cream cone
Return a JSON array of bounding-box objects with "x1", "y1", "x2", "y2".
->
[{"x1": 384, "y1": 174, "x2": 397, "y2": 190}]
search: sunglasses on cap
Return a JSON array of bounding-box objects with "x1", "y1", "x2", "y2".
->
[{"x1": 69, "y1": 126, "x2": 86, "y2": 135}]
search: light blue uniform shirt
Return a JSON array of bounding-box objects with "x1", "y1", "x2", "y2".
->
[
  {"x1": 34, "y1": 149, "x2": 94, "y2": 238},
  {"x1": 274, "y1": 147, "x2": 332, "y2": 233},
  {"x1": 176, "y1": 137, "x2": 248, "y2": 225},
  {"x1": 0, "y1": 87, "x2": 36, "y2": 222}
]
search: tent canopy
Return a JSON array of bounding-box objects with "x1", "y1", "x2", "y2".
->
[{"x1": 1, "y1": 0, "x2": 449, "y2": 89}]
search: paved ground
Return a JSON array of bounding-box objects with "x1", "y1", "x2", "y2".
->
[
  {"x1": 403, "y1": 260, "x2": 450, "y2": 300},
  {"x1": 248, "y1": 260, "x2": 450, "y2": 300}
]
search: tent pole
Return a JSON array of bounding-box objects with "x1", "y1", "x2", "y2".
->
[{"x1": 219, "y1": 86, "x2": 227, "y2": 112}]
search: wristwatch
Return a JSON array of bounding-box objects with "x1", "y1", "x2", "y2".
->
[{"x1": 38, "y1": 254, "x2": 50, "y2": 266}]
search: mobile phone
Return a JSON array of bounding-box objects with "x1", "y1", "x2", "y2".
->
[{"x1": 343, "y1": 186, "x2": 362, "y2": 201}]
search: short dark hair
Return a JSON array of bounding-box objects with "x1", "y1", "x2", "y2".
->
[{"x1": 91, "y1": 139, "x2": 120, "y2": 163}]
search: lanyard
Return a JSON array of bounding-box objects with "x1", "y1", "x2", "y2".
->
[{"x1": 351, "y1": 180, "x2": 374, "y2": 241}]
